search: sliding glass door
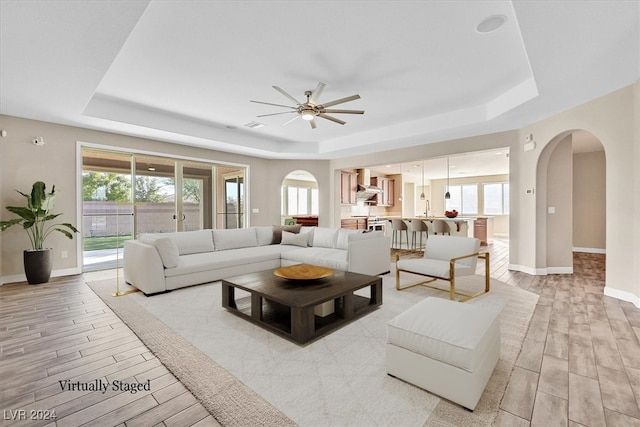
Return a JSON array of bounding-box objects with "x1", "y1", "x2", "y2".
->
[
  {"x1": 218, "y1": 169, "x2": 244, "y2": 229},
  {"x1": 82, "y1": 148, "x2": 244, "y2": 271}
]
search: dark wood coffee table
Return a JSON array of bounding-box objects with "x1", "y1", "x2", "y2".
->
[{"x1": 222, "y1": 267, "x2": 383, "y2": 345}]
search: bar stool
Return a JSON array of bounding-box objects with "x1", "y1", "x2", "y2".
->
[
  {"x1": 432, "y1": 219, "x2": 450, "y2": 235},
  {"x1": 391, "y1": 219, "x2": 409, "y2": 249},
  {"x1": 411, "y1": 220, "x2": 429, "y2": 251}
]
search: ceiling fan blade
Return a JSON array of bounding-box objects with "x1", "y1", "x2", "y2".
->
[
  {"x1": 308, "y1": 82, "x2": 326, "y2": 105},
  {"x1": 273, "y1": 86, "x2": 301, "y2": 105},
  {"x1": 250, "y1": 100, "x2": 296, "y2": 109},
  {"x1": 256, "y1": 111, "x2": 297, "y2": 117},
  {"x1": 321, "y1": 109, "x2": 365, "y2": 114},
  {"x1": 282, "y1": 115, "x2": 300, "y2": 127},
  {"x1": 318, "y1": 113, "x2": 346, "y2": 125},
  {"x1": 310, "y1": 118, "x2": 317, "y2": 129},
  {"x1": 319, "y1": 94, "x2": 360, "y2": 108}
]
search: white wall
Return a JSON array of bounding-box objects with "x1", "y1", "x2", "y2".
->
[
  {"x1": 573, "y1": 150, "x2": 606, "y2": 251},
  {"x1": 545, "y1": 135, "x2": 573, "y2": 272}
]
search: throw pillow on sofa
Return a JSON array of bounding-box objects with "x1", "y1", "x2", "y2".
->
[
  {"x1": 281, "y1": 230, "x2": 309, "y2": 247},
  {"x1": 272, "y1": 224, "x2": 302, "y2": 244}
]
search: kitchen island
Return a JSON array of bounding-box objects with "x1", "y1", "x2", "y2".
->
[{"x1": 380, "y1": 216, "x2": 475, "y2": 237}]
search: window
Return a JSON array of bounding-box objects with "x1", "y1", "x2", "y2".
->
[
  {"x1": 284, "y1": 185, "x2": 318, "y2": 215},
  {"x1": 445, "y1": 184, "x2": 478, "y2": 215},
  {"x1": 483, "y1": 183, "x2": 509, "y2": 215}
]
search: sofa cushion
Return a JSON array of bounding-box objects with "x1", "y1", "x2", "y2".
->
[
  {"x1": 213, "y1": 228, "x2": 257, "y2": 251},
  {"x1": 312, "y1": 227, "x2": 339, "y2": 248},
  {"x1": 140, "y1": 230, "x2": 214, "y2": 255},
  {"x1": 280, "y1": 247, "x2": 348, "y2": 271},
  {"x1": 349, "y1": 230, "x2": 383, "y2": 242},
  {"x1": 397, "y1": 256, "x2": 476, "y2": 279},
  {"x1": 336, "y1": 228, "x2": 359, "y2": 250},
  {"x1": 164, "y1": 245, "x2": 297, "y2": 278},
  {"x1": 153, "y1": 237, "x2": 180, "y2": 268},
  {"x1": 281, "y1": 230, "x2": 308, "y2": 247},
  {"x1": 387, "y1": 297, "x2": 500, "y2": 373},
  {"x1": 272, "y1": 224, "x2": 302, "y2": 244},
  {"x1": 255, "y1": 226, "x2": 274, "y2": 246}
]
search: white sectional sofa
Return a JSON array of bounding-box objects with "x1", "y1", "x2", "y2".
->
[{"x1": 123, "y1": 225, "x2": 391, "y2": 295}]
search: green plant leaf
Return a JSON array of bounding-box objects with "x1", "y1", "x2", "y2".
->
[
  {"x1": 0, "y1": 218, "x2": 23, "y2": 231},
  {"x1": 30, "y1": 181, "x2": 47, "y2": 211}
]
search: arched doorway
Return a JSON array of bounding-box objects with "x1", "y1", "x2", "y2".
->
[
  {"x1": 536, "y1": 130, "x2": 606, "y2": 274},
  {"x1": 281, "y1": 170, "x2": 319, "y2": 226}
]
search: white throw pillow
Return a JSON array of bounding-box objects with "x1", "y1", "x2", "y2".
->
[
  {"x1": 212, "y1": 228, "x2": 258, "y2": 251},
  {"x1": 153, "y1": 237, "x2": 180, "y2": 268},
  {"x1": 312, "y1": 227, "x2": 339, "y2": 248},
  {"x1": 281, "y1": 230, "x2": 308, "y2": 247}
]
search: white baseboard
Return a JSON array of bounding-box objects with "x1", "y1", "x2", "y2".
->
[
  {"x1": 508, "y1": 264, "x2": 546, "y2": 275},
  {"x1": 0, "y1": 267, "x2": 82, "y2": 286},
  {"x1": 547, "y1": 266, "x2": 574, "y2": 274},
  {"x1": 508, "y1": 264, "x2": 573, "y2": 275},
  {"x1": 573, "y1": 247, "x2": 606, "y2": 254},
  {"x1": 604, "y1": 286, "x2": 640, "y2": 308}
]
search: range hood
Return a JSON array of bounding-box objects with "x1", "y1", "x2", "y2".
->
[{"x1": 355, "y1": 169, "x2": 382, "y2": 202}]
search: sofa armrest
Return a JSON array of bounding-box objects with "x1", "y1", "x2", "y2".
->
[
  {"x1": 124, "y1": 240, "x2": 167, "y2": 294},
  {"x1": 347, "y1": 235, "x2": 391, "y2": 276}
]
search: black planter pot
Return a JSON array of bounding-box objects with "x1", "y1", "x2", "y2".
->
[{"x1": 23, "y1": 249, "x2": 52, "y2": 285}]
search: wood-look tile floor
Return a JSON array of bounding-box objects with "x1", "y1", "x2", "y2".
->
[
  {"x1": 0, "y1": 275, "x2": 220, "y2": 427},
  {"x1": 490, "y1": 242, "x2": 640, "y2": 427},
  {"x1": 1, "y1": 239, "x2": 639, "y2": 427}
]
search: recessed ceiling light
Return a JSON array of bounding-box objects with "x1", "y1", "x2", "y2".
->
[{"x1": 476, "y1": 15, "x2": 506, "y2": 34}]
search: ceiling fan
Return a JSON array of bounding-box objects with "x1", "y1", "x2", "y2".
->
[{"x1": 250, "y1": 82, "x2": 364, "y2": 129}]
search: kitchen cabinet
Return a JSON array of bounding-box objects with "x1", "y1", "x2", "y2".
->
[
  {"x1": 340, "y1": 171, "x2": 358, "y2": 205},
  {"x1": 341, "y1": 218, "x2": 368, "y2": 230},
  {"x1": 372, "y1": 177, "x2": 394, "y2": 207}
]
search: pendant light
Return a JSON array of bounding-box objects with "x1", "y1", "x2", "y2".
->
[
  {"x1": 445, "y1": 157, "x2": 451, "y2": 200},
  {"x1": 419, "y1": 160, "x2": 425, "y2": 200}
]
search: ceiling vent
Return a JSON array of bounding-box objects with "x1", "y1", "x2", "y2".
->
[{"x1": 244, "y1": 121, "x2": 266, "y2": 129}]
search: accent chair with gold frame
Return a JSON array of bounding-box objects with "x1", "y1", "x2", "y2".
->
[{"x1": 395, "y1": 235, "x2": 489, "y2": 302}]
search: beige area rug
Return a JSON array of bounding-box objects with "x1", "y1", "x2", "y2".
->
[
  {"x1": 88, "y1": 271, "x2": 538, "y2": 427},
  {"x1": 87, "y1": 280, "x2": 296, "y2": 427}
]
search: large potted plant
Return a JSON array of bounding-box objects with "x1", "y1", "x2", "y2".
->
[{"x1": 0, "y1": 181, "x2": 78, "y2": 284}]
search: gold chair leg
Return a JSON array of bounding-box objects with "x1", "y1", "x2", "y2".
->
[{"x1": 484, "y1": 252, "x2": 490, "y2": 292}]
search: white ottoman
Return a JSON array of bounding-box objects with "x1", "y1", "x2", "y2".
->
[{"x1": 386, "y1": 297, "x2": 500, "y2": 410}]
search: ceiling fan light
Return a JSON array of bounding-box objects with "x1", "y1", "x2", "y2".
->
[{"x1": 301, "y1": 109, "x2": 315, "y2": 121}]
